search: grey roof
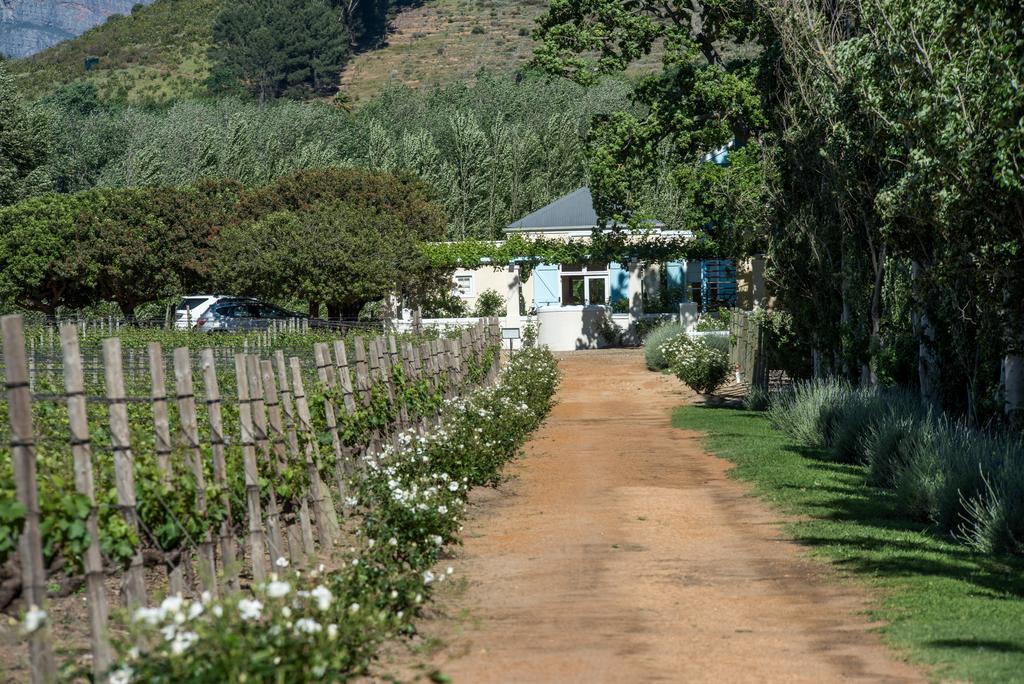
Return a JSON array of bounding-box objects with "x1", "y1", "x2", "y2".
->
[{"x1": 507, "y1": 187, "x2": 600, "y2": 231}]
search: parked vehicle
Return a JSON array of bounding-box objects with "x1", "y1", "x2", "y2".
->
[{"x1": 175, "y1": 295, "x2": 303, "y2": 332}]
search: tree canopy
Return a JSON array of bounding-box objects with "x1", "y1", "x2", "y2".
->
[
  {"x1": 209, "y1": 0, "x2": 351, "y2": 101},
  {"x1": 534, "y1": 0, "x2": 1024, "y2": 425},
  {"x1": 215, "y1": 202, "x2": 434, "y2": 319},
  {"x1": 0, "y1": 62, "x2": 51, "y2": 208}
]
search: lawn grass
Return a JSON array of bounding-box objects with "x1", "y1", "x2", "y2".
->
[{"x1": 673, "y1": 404, "x2": 1024, "y2": 683}]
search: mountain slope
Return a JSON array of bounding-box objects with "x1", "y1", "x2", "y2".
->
[
  {"x1": 7, "y1": 0, "x2": 660, "y2": 104},
  {"x1": 0, "y1": 0, "x2": 157, "y2": 58},
  {"x1": 8, "y1": 0, "x2": 222, "y2": 102}
]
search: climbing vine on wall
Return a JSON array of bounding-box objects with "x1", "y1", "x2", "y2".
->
[{"x1": 419, "y1": 231, "x2": 728, "y2": 276}]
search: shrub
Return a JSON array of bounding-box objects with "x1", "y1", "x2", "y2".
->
[
  {"x1": 863, "y1": 408, "x2": 932, "y2": 488},
  {"x1": 768, "y1": 376, "x2": 1024, "y2": 557},
  {"x1": 743, "y1": 386, "x2": 770, "y2": 411},
  {"x1": 670, "y1": 337, "x2": 730, "y2": 394},
  {"x1": 112, "y1": 347, "x2": 560, "y2": 681},
  {"x1": 473, "y1": 288, "x2": 505, "y2": 317},
  {"x1": 643, "y1": 322, "x2": 684, "y2": 370},
  {"x1": 959, "y1": 458, "x2": 1024, "y2": 555},
  {"x1": 767, "y1": 378, "x2": 851, "y2": 449}
]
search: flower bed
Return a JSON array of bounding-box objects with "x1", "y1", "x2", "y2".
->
[{"x1": 107, "y1": 347, "x2": 559, "y2": 682}]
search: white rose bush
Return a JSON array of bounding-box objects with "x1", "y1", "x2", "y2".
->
[
  {"x1": 108, "y1": 347, "x2": 559, "y2": 682},
  {"x1": 659, "y1": 334, "x2": 731, "y2": 395}
]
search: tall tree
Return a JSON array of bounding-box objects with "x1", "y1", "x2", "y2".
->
[
  {"x1": 215, "y1": 202, "x2": 437, "y2": 319},
  {"x1": 0, "y1": 62, "x2": 51, "y2": 207},
  {"x1": 532, "y1": 0, "x2": 767, "y2": 241},
  {"x1": 209, "y1": 0, "x2": 351, "y2": 102}
]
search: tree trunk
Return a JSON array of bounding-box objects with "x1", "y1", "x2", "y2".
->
[
  {"x1": 1002, "y1": 285, "x2": 1024, "y2": 428},
  {"x1": 326, "y1": 303, "x2": 342, "y2": 322},
  {"x1": 911, "y1": 260, "x2": 940, "y2": 405},
  {"x1": 866, "y1": 245, "x2": 886, "y2": 386},
  {"x1": 308, "y1": 301, "x2": 320, "y2": 319},
  {"x1": 117, "y1": 301, "x2": 138, "y2": 326}
]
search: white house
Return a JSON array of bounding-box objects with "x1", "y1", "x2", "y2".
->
[{"x1": 416, "y1": 187, "x2": 765, "y2": 351}]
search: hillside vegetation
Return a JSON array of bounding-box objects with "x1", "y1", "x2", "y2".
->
[
  {"x1": 7, "y1": 0, "x2": 221, "y2": 102},
  {"x1": 5, "y1": 0, "x2": 651, "y2": 104}
]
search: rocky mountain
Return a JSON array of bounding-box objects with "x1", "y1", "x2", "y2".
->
[{"x1": 0, "y1": 0, "x2": 154, "y2": 58}]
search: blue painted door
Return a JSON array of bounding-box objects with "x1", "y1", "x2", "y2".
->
[{"x1": 533, "y1": 263, "x2": 561, "y2": 308}]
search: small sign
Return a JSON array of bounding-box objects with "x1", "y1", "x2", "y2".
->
[{"x1": 501, "y1": 328, "x2": 521, "y2": 340}]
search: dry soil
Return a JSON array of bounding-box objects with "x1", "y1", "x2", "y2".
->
[{"x1": 401, "y1": 350, "x2": 924, "y2": 683}]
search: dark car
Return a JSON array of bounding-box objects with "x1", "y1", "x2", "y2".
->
[{"x1": 192, "y1": 298, "x2": 303, "y2": 332}]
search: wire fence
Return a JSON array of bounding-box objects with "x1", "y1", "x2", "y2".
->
[{"x1": 0, "y1": 314, "x2": 502, "y2": 683}]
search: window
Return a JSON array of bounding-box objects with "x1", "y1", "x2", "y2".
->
[
  {"x1": 559, "y1": 261, "x2": 609, "y2": 306},
  {"x1": 453, "y1": 274, "x2": 474, "y2": 298}
]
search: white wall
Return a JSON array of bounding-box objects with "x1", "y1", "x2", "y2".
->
[{"x1": 453, "y1": 266, "x2": 534, "y2": 313}]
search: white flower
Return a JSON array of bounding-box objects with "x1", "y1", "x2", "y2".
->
[
  {"x1": 414, "y1": 593, "x2": 422, "y2": 603},
  {"x1": 327, "y1": 623, "x2": 338, "y2": 640},
  {"x1": 212, "y1": 605, "x2": 224, "y2": 618},
  {"x1": 446, "y1": 566, "x2": 454, "y2": 575},
  {"x1": 132, "y1": 606, "x2": 161, "y2": 626},
  {"x1": 187, "y1": 602, "x2": 204, "y2": 620},
  {"x1": 160, "y1": 624, "x2": 177, "y2": 642},
  {"x1": 275, "y1": 557, "x2": 289, "y2": 568},
  {"x1": 423, "y1": 570, "x2": 435, "y2": 585},
  {"x1": 159, "y1": 595, "x2": 185, "y2": 619},
  {"x1": 430, "y1": 535, "x2": 443, "y2": 546},
  {"x1": 345, "y1": 496, "x2": 358, "y2": 507},
  {"x1": 437, "y1": 505, "x2": 448, "y2": 515},
  {"x1": 294, "y1": 618, "x2": 322, "y2": 634},
  {"x1": 281, "y1": 606, "x2": 292, "y2": 618},
  {"x1": 311, "y1": 585, "x2": 333, "y2": 612},
  {"x1": 348, "y1": 602, "x2": 360, "y2": 614},
  {"x1": 170, "y1": 631, "x2": 197, "y2": 656},
  {"x1": 108, "y1": 666, "x2": 134, "y2": 684},
  {"x1": 22, "y1": 605, "x2": 46, "y2": 634},
  {"x1": 127, "y1": 647, "x2": 140, "y2": 661},
  {"x1": 448, "y1": 482, "x2": 459, "y2": 492},
  {"x1": 351, "y1": 558, "x2": 359, "y2": 567},
  {"x1": 390, "y1": 590, "x2": 399, "y2": 599},
  {"x1": 388, "y1": 537, "x2": 398, "y2": 547},
  {"x1": 265, "y1": 580, "x2": 291, "y2": 598},
  {"x1": 238, "y1": 599, "x2": 263, "y2": 621}
]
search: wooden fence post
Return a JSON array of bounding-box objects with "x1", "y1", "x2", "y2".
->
[
  {"x1": 234, "y1": 353, "x2": 267, "y2": 585},
  {"x1": 2, "y1": 315, "x2": 57, "y2": 683},
  {"x1": 353, "y1": 337, "x2": 371, "y2": 405},
  {"x1": 290, "y1": 357, "x2": 341, "y2": 549},
  {"x1": 147, "y1": 343, "x2": 186, "y2": 595},
  {"x1": 260, "y1": 359, "x2": 301, "y2": 567},
  {"x1": 102, "y1": 338, "x2": 147, "y2": 609},
  {"x1": 313, "y1": 343, "x2": 347, "y2": 498},
  {"x1": 172, "y1": 348, "x2": 217, "y2": 597},
  {"x1": 60, "y1": 324, "x2": 112, "y2": 678},
  {"x1": 274, "y1": 353, "x2": 316, "y2": 558},
  {"x1": 246, "y1": 355, "x2": 285, "y2": 566},
  {"x1": 199, "y1": 348, "x2": 238, "y2": 593}
]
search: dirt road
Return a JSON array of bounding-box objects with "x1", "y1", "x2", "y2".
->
[{"x1": 414, "y1": 350, "x2": 922, "y2": 683}]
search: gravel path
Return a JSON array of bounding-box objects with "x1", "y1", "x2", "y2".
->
[{"x1": 411, "y1": 350, "x2": 923, "y2": 683}]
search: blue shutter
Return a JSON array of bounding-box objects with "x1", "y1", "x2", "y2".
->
[
  {"x1": 533, "y1": 263, "x2": 561, "y2": 308},
  {"x1": 609, "y1": 261, "x2": 628, "y2": 308}
]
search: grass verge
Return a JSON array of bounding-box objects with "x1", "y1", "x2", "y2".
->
[{"x1": 673, "y1": 404, "x2": 1024, "y2": 683}]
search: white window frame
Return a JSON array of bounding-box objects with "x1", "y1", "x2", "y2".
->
[
  {"x1": 453, "y1": 274, "x2": 475, "y2": 299},
  {"x1": 559, "y1": 263, "x2": 610, "y2": 305}
]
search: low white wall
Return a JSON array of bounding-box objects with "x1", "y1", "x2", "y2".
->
[{"x1": 536, "y1": 305, "x2": 617, "y2": 351}]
